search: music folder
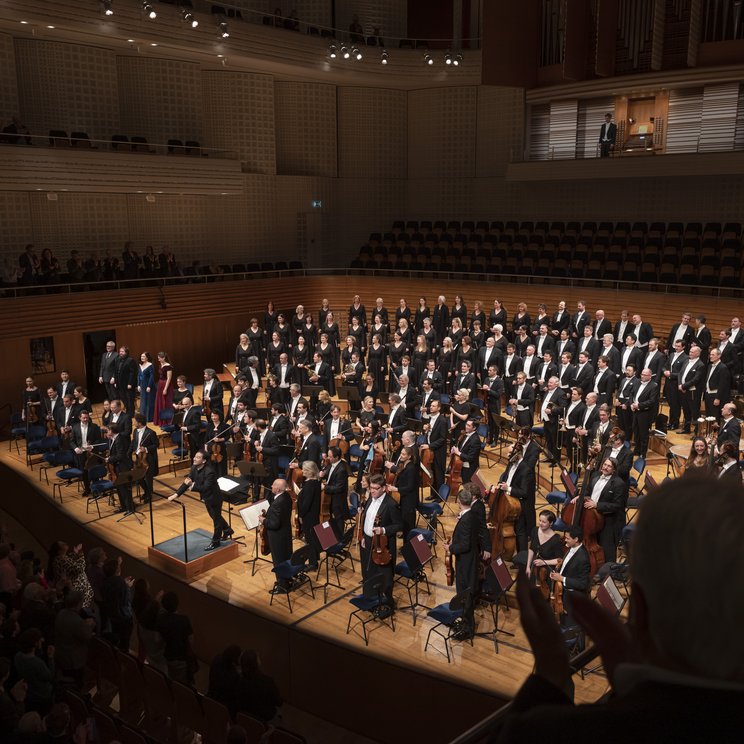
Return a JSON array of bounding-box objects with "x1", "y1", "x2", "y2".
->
[
  {"x1": 313, "y1": 521, "x2": 339, "y2": 551},
  {"x1": 485, "y1": 555, "x2": 515, "y2": 595},
  {"x1": 596, "y1": 576, "x2": 625, "y2": 615},
  {"x1": 401, "y1": 533, "x2": 433, "y2": 572}
]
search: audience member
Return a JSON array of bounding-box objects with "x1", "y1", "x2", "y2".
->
[
  {"x1": 207, "y1": 645, "x2": 242, "y2": 717},
  {"x1": 13, "y1": 628, "x2": 54, "y2": 714},
  {"x1": 100, "y1": 557, "x2": 133, "y2": 651},
  {"x1": 53, "y1": 591, "x2": 94, "y2": 686},
  {"x1": 156, "y1": 592, "x2": 195, "y2": 684},
  {"x1": 235, "y1": 649, "x2": 282, "y2": 724}
]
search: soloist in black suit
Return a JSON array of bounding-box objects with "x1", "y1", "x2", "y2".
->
[
  {"x1": 359, "y1": 495, "x2": 402, "y2": 607},
  {"x1": 128, "y1": 426, "x2": 159, "y2": 502},
  {"x1": 108, "y1": 433, "x2": 133, "y2": 513}
]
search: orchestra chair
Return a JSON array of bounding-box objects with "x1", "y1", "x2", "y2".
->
[
  {"x1": 316, "y1": 527, "x2": 356, "y2": 603},
  {"x1": 269, "y1": 729, "x2": 307, "y2": 744},
  {"x1": 270, "y1": 545, "x2": 317, "y2": 613},
  {"x1": 346, "y1": 590, "x2": 396, "y2": 647},
  {"x1": 394, "y1": 558, "x2": 431, "y2": 627},
  {"x1": 141, "y1": 664, "x2": 175, "y2": 743},
  {"x1": 88, "y1": 465, "x2": 116, "y2": 518},
  {"x1": 26, "y1": 432, "x2": 58, "y2": 469},
  {"x1": 628, "y1": 457, "x2": 646, "y2": 496},
  {"x1": 39, "y1": 448, "x2": 71, "y2": 486},
  {"x1": 416, "y1": 484, "x2": 449, "y2": 541},
  {"x1": 168, "y1": 430, "x2": 189, "y2": 474},
  {"x1": 226, "y1": 441, "x2": 243, "y2": 474},
  {"x1": 157, "y1": 407, "x2": 176, "y2": 448},
  {"x1": 424, "y1": 590, "x2": 473, "y2": 663},
  {"x1": 115, "y1": 650, "x2": 146, "y2": 726},
  {"x1": 9, "y1": 412, "x2": 25, "y2": 453},
  {"x1": 546, "y1": 471, "x2": 578, "y2": 518},
  {"x1": 52, "y1": 451, "x2": 85, "y2": 502},
  {"x1": 344, "y1": 490, "x2": 361, "y2": 533},
  {"x1": 235, "y1": 712, "x2": 267, "y2": 743},
  {"x1": 199, "y1": 694, "x2": 232, "y2": 744}
]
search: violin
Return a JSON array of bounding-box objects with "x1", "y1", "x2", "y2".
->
[
  {"x1": 209, "y1": 442, "x2": 223, "y2": 464},
  {"x1": 45, "y1": 416, "x2": 57, "y2": 437},
  {"x1": 369, "y1": 435, "x2": 385, "y2": 475},
  {"x1": 136, "y1": 446, "x2": 149, "y2": 469},
  {"x1": 259, "y1": 510, "x2": 271, "y2": 555},
  {"x1": 26, "y1": 401, "x2": 39, "y2": 424},
  {"x1": 371, "y1": 514, "x2": 392, "y2": 566},
  {"x1": 445, "y1": 545, "x2": 454, "y2": 586},
  {"x1": 550, "y1": 558, "x2": 564, "y2": 620}
]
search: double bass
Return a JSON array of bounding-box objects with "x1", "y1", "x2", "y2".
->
[
  {"x1": 446, "y1": 432, "x2": 465, "y2": 492},
  {"x1": 476, "y1": 473, "x2": 520, "y2": 561},
  {"x1": 259, "y1": 509, "x2": 270, "y2": 555},
  {"x1": 560, "y1": 463, "x2": 605, "y2": 575}
]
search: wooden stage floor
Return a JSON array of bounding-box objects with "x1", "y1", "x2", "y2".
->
[{"x1": 1, "y1": 421, "x2": 685, "y2": 708}]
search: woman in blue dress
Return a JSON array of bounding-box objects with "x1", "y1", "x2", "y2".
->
[{"x1": 138, "y1": 352, "x2": 156, "y2": 421}]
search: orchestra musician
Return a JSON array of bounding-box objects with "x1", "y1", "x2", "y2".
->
[
  {"x1": 292, "y1": 419, "x2": 323, "y2": 469},
  {"x1": 509, "y1": 371, "x2": 535, "y2": 428},
  {"x1": 56, "y1": 369, "x2": 76, "y2": 400},
  {"x1": 450, "y1": 419, "x2": 482, "y2": 484},
  {"x1": 129, "y1": 413, "x2": 159, "y2": 502},
  {"x1": 574, "y1": 392, "x2": 599, "y2": 465},
  {"x1": 449, "y1": 388, "x2": 471, "y2": 439},
  {"x1": 324, "y1": 404, "x2": 353, "y2": 449},
  {"x1": 385, "y1": 393, "x2": 408, "y2": 438},
  {"x1": 272, "y1": 353, "x2": 294, "y2": 406},
  {"x1": 169, "y1": 450, "x2": 231, "y2": 551},
  {"x1": 446, "y1": 487, "x2": 480, "y2": 640},
  {"x1": 297, "y1": 461, "x2": 321, "y2": 567},
  {"x1": 107, "y1": 423, "x2": 134, "y2": 515},
  {"x1": 716, "y1": 442, "x2": 740, "y2": 485},
  {"x1": 512, "y1": 510, "x2": 562, "y2": 574},
  {"x1": 561, "y1": 387, "x2": 586, "y2": 469},
  {"x1": 108, "y1": 399, "x2": 132, "y2": 437},
  {"x1": 578, "y1": 458, "x2": 626, "y2": 562},
  {"x1": 72, "y1": 387, "x2": 93, "y2": 418},
  {"x1": 605, "y1": 429, "x2": 633, "y2": 480},
  {"x1": 420, "y1": 399, "x2": 448, "y2": 500},
  {"x1": 593, "y1": 356, "x2": 617, "y2": 407},
  {"x1": 573, "y1": 351, "x2": 595, "y2": 396},
  {"x1": 703, "y1": 348, "x2": 732, "y2": 421},
  {"x1": 44, "y1": 386, "x2": 61, "y2": 432},
  {"x1": 259, "y1": 478, "x2": 294, "y2": 593},
  {"x1": 684, "y1": 437, "x2": 712, "y2": 474},
  {"x1": 538, "y1": 377, "x2": 564, "y2": 459},
  {"x1": 386, "y1": 445, "x2": 419, "y2": 540},
  {"x1": 498, "y1": 433, "x2": 539, "y2": 552},
  {"x1": 630, "y1": 369, "x2": 660, "y2": 458},
  {"x1": 664, "y1": 339, "x2": 688, "y2": 431},
  {"x1": 268, "y1": 402, "x2": 290, "y2": 444},
  {"x1": 180, "y1": 397, "x2": 202, "y2": 459},
  {"x1": 205, "y1": 410, "x2": 230, "y2": 477},
  {"x1": 678, "y1": 344, "x2": 705, "y2": 433},
  {"x1": 202, "y1": 368, "x2": 224, "y2": 419},
  {"x1": 716, "y1": 403, "x2": 741, "y2": 449},
  {"x1": 320, "y1": 446, "x2": 349, "y2": 536},
  {"x1": 71, "y1": 410, "x2": 102, "y2": 496},
  {"x1": 253, "y1": 419, "x2": 280, "y2": 494},
  {"x1": 57, "y1": 394, "x2": 78, "y2": 444},
  {"x1": 358, "y1": 474, "x2": 402, "y2": 618},
  {"x1": 22, "y1": 376, "x2": 42, "y2": 422},
  {"x1": 549, "y1": 525, "x2": 591, "y2": 627}
]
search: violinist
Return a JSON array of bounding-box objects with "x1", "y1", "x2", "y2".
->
[
  {"x1": 716, "y1": 403, "x2": 741, "y2": 449},
  {"x1": 129, "y1": 413, "x2": 159, "y2": 502},
  {"x1": 418, "y1": 377, "x2": 439, "y2": 423},
  {"x1": 268, "y1": 403, "x2": 290, "y2": 445},
  {"x1": 107, "y1": 423, "x2": 134, "y2": 515},
  {"x1": 482, "y1": 364, "x2": 504, "y2": 445},
  {"x1": 202, "y1": 368, "x2": 224, "y2": 419},
  {"x1": 446, "y1": 488, "x2": 480, "y2": 640},
  {"x1": 359, "y1": 475, "x2": 402, "y2": 618},
  {"x1": 384, "y1": 394, "x2": 407, "y2": 439},
  {"x1": 578, "y1": 458, "x2": 626, "y2": 562},
  {"x1": 354, "y1": 420, "x2": 382, "y2": 489},
  {"x1": 716, "y1": 442, "x2": 740, "y2": 485},
  {"x1": 325, "y1": 404, "x2": 353, "y2": 450},
  {"x1": 320, "y1": 446, "x2": 349, "y2": 536},
  {"x1": 297, "y1": 461, "x2": 321, "y2": 567},
  {"x1": 512, "y1": 510, "x2": 562, "y2": 574},
  {"x1": 606, "y1": 429, "x2": 633, "y2": 480},
  {"x1": 684, "y1": 437, "x2": 712, "y2": 474},
  {"x1": 420, "y1": 399, "x2": 448, "y2": 501},
  {"x1": 386, "y1": 446, "x2": 419, "y2": 540},
  {"x1": 180, "y1": 397, "x2": 202, "y2": 459},
  {"x1": 450, "y1": 419, "x2": 482, "y2": 484},
  {"x1": 57, "y1": 394, "x2": 78, "y2": 443},
  {"x1": 272, "y1": 353, "x2": 294, "y2": 406},
  {"x1": 71, "y1": 410, "x2": 102, "y2": 496},
  {"x1": 549, "y1": 525, "x2": 590, "y2": 627},
  {"x1": 44, "y1": 386, "x2": 61, "y2": 433},
  {"x1": 461, "y1": 482, "x2": 490, "y2": 560},
  {"x1": 291, "y1": 402, "x2": 315, "y2": 436},
  {"x1": 287, "y1": 383, "x2": 307, "y2": 421},
  {"x1": 449, "y1": 388, "x2": 471, "y2": 439},
  {"x1": 22, "y1": 376, "x2": 42, "y2": 422},
  {"x1": 171, "y1": 375, "x2": 192, "y2": 416},
  {"x1": 204, "y1": 410, "x2": 229, "y2": 478},
  {"x1": 254, "y1": 419, "x2": 280, "y2": 490},
  {"x1": 292, "y1": 419, "x2": 323, "y2": 469},
  {"x1": 497, "y1": 429, "x2": 538, "y2": 551}
]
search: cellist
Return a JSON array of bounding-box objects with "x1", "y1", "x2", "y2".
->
[
  {"x1": 129, "y1": 413, "x2": 160, "y2": 501},
  {"x1": 449, "y1": 418, "x2": 482, "y2": 484},
  {"x1": 204, "y1": 409, "x2": 228, "y2": 478},
  {"x1": 549, "y1": 524, "x2": 591, "y2": 630},
  {"x1": 386, "y1": 446, "x2": 419, "y2": 540}
]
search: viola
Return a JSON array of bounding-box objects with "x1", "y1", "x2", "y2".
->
[
  {"x1": 259, "y1": 509, "x2": 270, "y2": 555},
  {"x1": 209, "y1": 443, "x2": 223, "y2": 464},
  {"x1": 550, "y1": 558, "x2": 564, "y2": 620},
  {"x1": 446, "y1": 433, "x2": 464, "y2": 492},
  {"x1": 202, "y1": 396, "x2": 211, "y2": 419},
  {"x1": 136, "y1": 446, "x2": 149, "y2": 469},
  {"x1": 371, "y1": 515, "x2": 392, "y2": 566},
  {"x1": 26, "y1": 401, "x2": 39, "y2": 424},
  {"x1": 445, "y1": 546, "x2": 454, "y2": 586}
]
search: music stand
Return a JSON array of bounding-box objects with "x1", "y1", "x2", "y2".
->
[
  {"x1": 314, "y1": 521, "x2": 344, "y2": 602},
  {"x1": 406, "y1": 417, "x2": 424, "y2": 433},
  {"x1": 475, "y1": 556, "x2": 521, "y2": 653},
  {"x1": 217, "y1": 476, "x2": 248, "y2": 546},
  {"x1": 236, "y1": 460, "x2": 267, "y2": 503},
  {"x1": 578, "y1": 576, "x2": 625, "y2": 678},
  {"x1": 239, "y1": 499, "x2": 272, "y2": 575},
  {"x1": 225, "y1": 442, "x2": 243, "y2": 474},
  {"x1": 491, "y1": 413, "x2": 513, "y2": 458},
  {"x1": 377, "y1": 391, "x2": 390, "y2": 405},
  {"x1": 114, "y1": 469, "x2": 145, "y2": 524},
  {"x1": 302, "y1": 385, "x2": 321, "y2": 399},
  {"x1": 338, "y1": 385, "x2": 361, "y2": 403},
  {"x1": 397, "y1": 535, "x2": 434, "y2": 625}
]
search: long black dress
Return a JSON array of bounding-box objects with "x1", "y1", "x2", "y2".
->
[
  {"x1": 367, "y1": 342, "x2": 387, "y2": 392},
  {"x1": 511, "y1": 528, "x2": 563, "y2": 569},
  {"x1": 388, "y1": 341, "x2": 407, "y2": 391}
]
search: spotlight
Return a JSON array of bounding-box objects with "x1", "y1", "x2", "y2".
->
[
  {"x1": 182, "y1": 9, "x2": 198, "y2": 28},
  {"x1": 219, "y1": 21, "x2": 229, "y2": 38},
  {"x1": 445, "y1": 53, "x2": 452, "y2": 65},
  {"x1": 453, "y1": 53, "x2": 462, "y2": 66},
  {"x1": 380, "y1": 50, "x2": 388, "y2": 65},
  {"x1": 328, "y1": 44, "x2": 337, "y2": 59},
  {"x1": 352, "y1": 46, "x2": 363, "y2": 60},
  {"x1": 341, "y1": 46, "x2": 350, "y2": 59},
  {"x1": 142, "y1": 2, "x2": 156, "y2": 20},
  {"x1": 102, "y1": 0, "x2": 113, "y2": 16},
  {"x1": 423, "y1": 52, "x2": 434, "y2": 65}
]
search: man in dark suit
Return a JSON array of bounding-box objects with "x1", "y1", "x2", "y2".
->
[
  {"x1": 598, "y1": 336, "x2": 621, "y2": 375},
  {"x1": 201, "y1": 368, "x2": 224, "y2": 420},
  {"x1": 502, "y1": 344, "x2": 523, "y2": 393},
  {"x1": 359, "y1": 474, "x2": 402, "y2": 616},
  {"x1": 180, "y1": 397, "x2": 202, "y2": 459},
  {"x1": 592, "y1": 310, "x2": 612, "y2": 342},
  {"x1": 537, "y1": 378, "x2": 565, "y2": 459},
  {"x1": 43, "y1": 386, "x2": 61, "y2": 432},
  {"x1": 575, "y1": 392, "x2": 599, "y2": 465},
  {"x1": 592, "y1": 357, "x2": 616, "y2": 408},
  {"x1": 555, "y1": 330, "x2": 576, "y2": 362},
  {"x1": 716, "y1": 403, "x2": 741, "y2": 449},
  {"x1": 613, "y1": 310, "x2": 634, "y2": 351},
  {"x1": 419, "y1": 359, "x2": 444, "y2": 393},
  {"x1": 385, "y1": 393, "x2": 408, "y2": 438},
  {"x1": 678, "y1": 346, "x2": 706, "y2": 433},
  {"x1": 704, "y1": 348, "x2": 732, "y2": 420},
  {"x1": 272, "y1": 353, "x2": 294, "y2": 406},
  {"x1": 268, "y1": 404, "x2": 290, "y2": 444},
  {"x1": 447, "y1": 487, "x2": 480, "y2": 639},
  {"x1": 418, "y1": 378, "x2": 441, "y2": 423},
  {"x1": 114, "y1": 346, "x2": 138, "y2": 415},
  {"x1": 107, "y1": 423, "x2": 133, "y2": 514},
  {"x1": 717, "y1": 329, "x2": 739, "y2": 380},
  {"x1": 307, "y1": 352, "x2": 330, "y2": 394},
  {"x1": 420, "y1": 399, "x2": 448, "y2": 500},
  {"x1": 663, "y1": 340, "x2": 688, "y2": 430},
  {"x1": 534, "y1": 325, "x2": 556, "y2": 358},
  {"x1": 55, "y1": 394, "x2": 78, "y2": 443},
  {"x1": 71, "y1": 410, "x2": 102, "y2": 496},
  {"x1": 631, "y1": 314, "x2": 653, "y2": 352},
  {"x1": 259, "y1": 478, "x2": 293, "y2": 590},
  {"x1": 478, "y1": 336, "x2": 503, "y2": 383},
  {"x1": 321, "y1": 446, "x2": 349, "y2": 536},
  {"x1": 99, "y1": 340, "x2": 118, "y2": 401},
  {"x1": 108, "y1": 399, "x2": 132, "y2": 437},
  {"x1": 615, "y1": 365, "x2": 639, "y2": 438},
  {"x1": 451, "y1": 361, "x2": 475, "y2": 397},
  {"x1": 557, "y1": 352, "x2": 577, "y2": 392},
  {"x1": 253, "y1": 419, "x2": 280, "y2": 492},
  {"x1": 573, "y1": 352, "x2": 595, "y2": 397},
  {"x1": 667, "y1": 312, "x2": 695, "y2": 351},
  {"x1": 550, "y1": 526, "x2": 591, "y2": 630},
  {"x1": 570, "y1": 300, "x2": 589, "y2": 341},
  {"x1": 550, "y1": 301, "x2": 570, "y2": 338},
  {"x1": 510, "y1": 372, "x2": 535, "y2": 428},
  {"x1": 582, "y1": 458, "x2": 626, "y2": 562},
  {"x1": 605, "y1": 430, "x2": 633, "y2": 480},
  {"x1": 56, "y1": 370, "x2": 76, "y2": 400},
  {"x1": 482, "y1": 364, "x2": 505, "y2": 444},
  {"x1": 692, "y1": 315, "x2": 712, "y2": 363},
  {"x1": 598, "y1": 112, "x2": 616, "y2": 157},
  {"x1": 641, "y1": 338, "x2": 667, "y2": 385},
  {"x1": 450, "y1": 418, "x2": 482, "y2": 484},
  {"x1": 498, "y1": 442, "x2": 537, "y2": 552},
  {"x1": 129, "y1": 413, "x2": 159, "y2": 503},
  {"x1": 294, "y1": 419, "x2": 323, "y2": 468},
  {"x1": 619, "y1": 335, "x2": 643, "y2": 378},
  {"x1": 630, "y1": 369, "x2": 659, "y2": 457}
]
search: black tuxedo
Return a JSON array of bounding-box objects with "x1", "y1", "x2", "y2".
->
[
  {"x1": 499, "y1": 457, "x2": 536, "y2": 552},
  {"x1": 478, "y1": 345, "x2": 503, "y2": 379},
  {"x1": 202, "y1": 379, "x2": 224, "y2": 418},
  {"x1": 108, "y1": 433, "x2": 133, "y2": 513},
  {"x1": 55, "y1": 404, "x2": 77, "y2": 436},
  {"x1": 704, "y1": 362, "x2": 732, "y2": 419},
  {"x1": 359, "y1": 494, "x2": 402, "y2": 606},
  {"x1": 634, "y1": 321, "x2": 654, "y2": 350},
  {"x1": 550, "y1": 311, "x2": 570, "y2": 335},
  {"x1": 631, "y1": 381, "x2": 659, "y2": 456},
  {"x1": 108, "y1": 411, "x2": 132, "y2": 438},
  {"x1": 605, "y1": 442, "x2": 633, "y2": 481},
  {"x1": 71, "y1": 421, "x2": 102, "y2": 491},
  {"x1": 559, "y1": 544, "x2": 591, "y2": 593},
  {"x1": 322, "y1": 459, "x2": 349, "y2": 533},
  {"x1": 449, "y1": 508, "x2": 479, "y2": 631},
  {"x1": 574, "y1": 363, "x2": 595, "y2": 396},
  {"x1": 557, "y1": 364, "x2": 577, "y2": 390},
  {"x1": 502, "y1": 354, "x2": 523, "y2": 392},
  {"x1": 393, "y1": 461, "x2": 419, "y2": 539},
  {"x1": 264, "y1": 491, "x2": 293, "y2": 586},
  {"x1": 598, "y1": 345, "x2": 621, "y2": 375},
  {"x1": 576, "y1": 337, "x2": 599, "y2": 366},
  {"x1": 268, "y1": 413, "x2": 290, "y2": 444},
  {"x1": 538, "y1": 387, "x2": 565, "y2": 457},
  {"x1": 717, "y1": 416, "x2": 742, "y2": 449},
  {"x1": 451, "y1": 371, "x2": 475, "y2": 396},
  {"x1": 534, "y1": 334, "x2": 556, "y2": 359},
  {"x1": 613, "y1": 320, "x2": 634, "y2": 349},
  {"x1": 718, "y1": 341, "x2": 739, "y2": 378},
  {"x1": 425, "y1": 414, "x2": 449, "y2": 498},
  {"x1": 297, "y1": 433, "x2": 322, "y2": 468},
  {"x1": 592, "y1": 318, "x2": 612, "y2": 341},
  {"x1": 419, "y1": 370, "x2": 443, "y2": 393},
  {"x1": 679, "y1": 359, "x2": 706, "y2": 429},
  {"x1": 386, "y1": 405, "x2": 408, "y2": 436},
  {"x1": 307, "y1": 361, "x2": 330, "y2": 390},
  {"x1": 692, "y1": 327, "x2": 712, "y2": 362},
  {"x1": 667, "y1": 323, "x2": 695, "y2": 351},
  {"x1": 642, "y1": 350, "x2": 666, "y2": 383},
  {"x1": 456, "y1": 430, "x2": 482, "y2": 483},
  {"x1": 511, "y1": 382, "x2": 535, "y2": 428},
  {"x1": 586, "y1": 472, "x2": 625, "y2": 561},
  {"x1": 598, "y1": 120, "x2": 616, "y2": 156},
  {"x1": 619, "y1": 346, "x2": 643, "y2": 377},
  {"x1": 181, "y1": 406, "x2": 202, "y2": 458},
  {"x1": 555, "y1": 340, "x2": 577, "y2": 361},
  {"x1": 114, "y1": 354, "x2": 138, "y2": 414},
  {"x1": 664, "y1": 351, "x2": 688, "y2": 428},
  {"x1": 56, "y1": 380, "x2": 77, "y2": 400},
  {"x1": 128, "y1": 426, "x2": 159, "y2": 501},
  {"x1": 570, "y1": 311, "x2": 589, "y2": 340},
  {"x1": 592, "y1": 368, "x2": 616, "y2": 407},
  {"x1": 255, "y1": 429, "x2": 280, "y2": 485}
]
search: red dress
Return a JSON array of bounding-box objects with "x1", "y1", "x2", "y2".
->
[{"x1": 153, "y1": 363, "x2": 173, "y2": 425}]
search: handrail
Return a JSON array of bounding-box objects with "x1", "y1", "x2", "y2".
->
[
  {"x1": 0, "y1": 267, "x2": 740, "y2": 300},
  {"x1": 0, "y1": 132, "x2": 238, "y2": 160}
]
